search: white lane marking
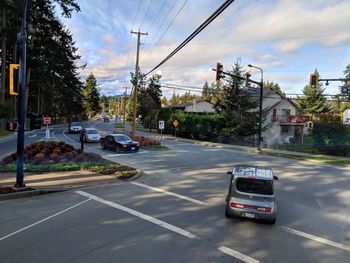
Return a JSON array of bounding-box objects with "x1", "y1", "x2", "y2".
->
[
  {"x1": 75, "y1": 190, "x2": 197, "y2": 239},
  {"x1": 218, "y1": 246, "x2": 259, "y2": 263},
  {"x1": 130, "y1": 182, "x2": 204, "y2": 205},
  {"x1": 283, "y1": 226, "x2": 350, "y2": 252},
  {"x1": 0, "y1": 198, "x2": 91, "y2": 241}
]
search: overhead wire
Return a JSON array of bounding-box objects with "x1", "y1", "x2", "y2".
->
[
  {"x1": 147, "y1": 0, "x2": 167, "y2": 33},
  {"x1": 140, "y1": 0, "x2": 179, "y2": 62},
  {"x1": 144, "y1": 0, "x2": 235, "y2": 76},
  {"x1": 139, "y1": 0, "x2": 153, "y2": 29},
  {"x1": 141, "y1": 0, "x2": 188, "y2": 63}
]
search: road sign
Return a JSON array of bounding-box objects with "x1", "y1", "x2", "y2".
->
[
  {"x1": 341, "y1": 86, "x2": 350, "y2": 94},
  {"x1": 248, "y1": 87, "x2": 258, "y2": 94},
  {"x1": 173, "y1": 119, "x2": 179, "y2": 128},
  {"x1": 158, "y1": 120, "x2": 164, "y2": 130},
  {"x1": 44, "y1": 116, "x2": 51, "y2": 124}
]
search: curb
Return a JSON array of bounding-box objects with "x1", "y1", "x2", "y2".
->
[
  {"x1": 0, "y1": 189, "x2": 64, "y2": 201},
  {"x1": 0, "y1": 169, "x2": 143, "y2": 201}
]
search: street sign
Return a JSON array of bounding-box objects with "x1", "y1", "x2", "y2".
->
[
  {"x1": 248, "y1": 87, "x2": 258, "y2": 94},
  {"x1": 173, "y1": 119, "x2": 179, "y2": 128},
  {"x1": 44, "y1": 116, "x2": 51, "y2": 124},
  {"x1": 158, "y1": 120, "x2": 164, "y2": 130},
  {"x1": 341, "y1": 86, "x2": 350, "y2": 94}
]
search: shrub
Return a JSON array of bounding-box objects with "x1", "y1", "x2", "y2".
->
[
  {"x1": 53, "y1": 148, "x2": 61, "y2": 155},
  {"x1": 64, "y1": 152, "x2": 74, "y2": 160},
  {"x1": 75, "y1": 153, "x2": 85, "y2": 162},
  {"x1": 34, "y1": 153, "x2": 45, "y2": 163},
  {"x1": 2, "y1": 155, "x2": 13, "y2": 164},
  {"x1": 51, "y1": 153, "x2": 60, "y2": 163}
]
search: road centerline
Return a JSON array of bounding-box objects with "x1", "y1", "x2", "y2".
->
[
  {"x1": 283, "y1": 226, "x2": 350, "y2": 252},
  {"x1": 130, "y1": 181, "x2": 205, "y2": 205},
  {"x1": 218, "y1": 246, "x2": 260, "y2": 263},
  {"x1": 75, "y1": 190, "x2": 197, "y2": 239},
  {"x1": 0, "y1": 198, "x2": 91, "y2": 241}
]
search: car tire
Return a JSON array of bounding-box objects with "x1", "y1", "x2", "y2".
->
[
  {"x1": 101, "y1": 142, "x2": 106, "y2": 149},
  {"x1": 267, "y1": 217, "x2": 276, "y2": 225},
  {"x1": 225, "y1": 204, "x2": 233, "y2": 218}
]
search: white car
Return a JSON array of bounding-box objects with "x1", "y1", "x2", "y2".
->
[
  {"x1": 83, "y1": 128, "x2": 101, "y2": 143},
  {"x1": 68, "y1": 122, "x2": 82, "y2": 133}
]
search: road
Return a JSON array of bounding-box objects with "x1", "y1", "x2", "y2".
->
[{"x1": 1, "y1": 120, "x2": 350, "y2": 262}]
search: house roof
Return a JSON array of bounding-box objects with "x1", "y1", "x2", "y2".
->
[{"x1": 167, "y1": 100, "x2": 212, "y2": 109}]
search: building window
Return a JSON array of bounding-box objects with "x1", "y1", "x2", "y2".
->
[
  {"x1": 281, "y1": 126, "x2": 289, "y2": 133},
  {"x1": 281, "y1": 109, "x2": 291, "y2": 116}
]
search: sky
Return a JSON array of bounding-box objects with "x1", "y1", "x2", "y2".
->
[{"x1": 59, "y1": 0, "x2": 350, "y2": 98}]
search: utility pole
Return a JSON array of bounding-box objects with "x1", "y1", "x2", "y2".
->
[
  {"x1": 130, "y1": 30, "x2": 147, "y2": 137},
  {"x1": 1, "y1": 4, "x2": 6, "y2": 104},
  {"x1": 123, "y1": 86, "x2": 127, "y2": 124}
]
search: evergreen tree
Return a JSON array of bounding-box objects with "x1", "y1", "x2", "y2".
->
[
  {"x1": 179, "y1": 91, "x2": 193, "y2": 103},
  {"x1": 202, "y1": 81, "x2": 211, "y2": 101},
  {"x1": 264, "y1": 81, "x2": 285, "y2": 96},
  {"x1": 82, "y1": 73, "x2": 101, "y2": 117},
  {"x1": 297, "y1": 71, "x2": 332, "y2": 119},
  {"x1": 161, "y1": 96, "x2": 168, "y2": 107},
  {"x1": 170, "y1": 93, "x2": 180, "y2": 105},
  {"x1": 215, "y1": 59, "x2": 258, "y2": 137}
]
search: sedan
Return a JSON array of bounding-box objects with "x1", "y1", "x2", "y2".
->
[
  {"x1": 100, "y1": 134, "x2": 140, "y2": 153},
  {"x1": 68, "y1": 122, "x2": 82, "y2": 133},
  {"x1": 83, "y1": 128, "x2": 101, "y2": 143}
]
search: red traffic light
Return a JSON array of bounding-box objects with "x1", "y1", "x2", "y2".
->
[{"x1": 216, "y1": 62, "x2": 224, "y2": 82}]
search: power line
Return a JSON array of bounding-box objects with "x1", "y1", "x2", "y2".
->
[
  {"x1": 144, "y1": 0, "x2": 235, "y2": 76},
  {"x1": 147, "y1": 0, "x2": 167, "y2": 33},
  {"x1": 131, "y1": 0, "x2": 143, "y2": 31},
  {"x1": 139, "y1": 0, "x2": 153, "y2": 29},
  {"x1": 140, "y1": 0, "x2": 179, "y2": 62},
  {"x1": 142, "y1": 0, "x2": 188, "y2": 63}
]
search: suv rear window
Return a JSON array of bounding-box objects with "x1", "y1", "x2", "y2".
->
[{"x1": 236, "y1": 178, "x2": 273, "y2": 195}]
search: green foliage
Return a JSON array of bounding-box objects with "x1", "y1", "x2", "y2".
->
[
  {"x1": 83, "y1": 73, "x2": 101, "y2": 117},
  {"x1": 2, "y1": 0, "x2": 83, "y2": 119},
  {"x1": 214, "y1": 59, "x2": 258, "y2": 137},
  {"x1": 0, "y1": 100, "x2": 15, "y2": 120},
  {"x1": 264, "y1": 81, "x2": 285, "y2": 96},
  {"x1": 297, "y1": 71, "x2": 332, "y2": 118}
]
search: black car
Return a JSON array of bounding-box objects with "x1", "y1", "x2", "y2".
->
[
  {"x1": 103, "y1": 117, "x2": 109, "y2": 122},
  {"x1": 100, "y1": 134, "x2": 140, "y2": 153}
]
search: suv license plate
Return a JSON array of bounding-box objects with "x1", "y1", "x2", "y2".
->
[
  {"x1": 131, "y1": 147, "x2": 135, "y2": 150},
  {"x1": 244, "y1": 212, "x2": 255, "y2": 219}
]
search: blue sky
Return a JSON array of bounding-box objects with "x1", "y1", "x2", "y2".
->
[{"x1": 60, "y1": 0, "x2": 350, "y2": 98}]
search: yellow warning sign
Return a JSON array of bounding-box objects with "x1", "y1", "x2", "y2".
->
[{"x1": 173, "y1": 119, "x2": 179, "y2": 128}]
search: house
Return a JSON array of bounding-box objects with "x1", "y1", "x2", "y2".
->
[
  {"x1": 253, "y1": 88, "x2": 310, "y2": 146},
  {"x1": 168, "y1": 99, "x2": 215, "y2": 113},
  {"x1": 343, "y1": 107, "x2": 350, "y2": 125}
]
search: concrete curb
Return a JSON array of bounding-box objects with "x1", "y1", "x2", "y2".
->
[{"x1": 0, "y1": 169, "x2": 143, "y2": 201}]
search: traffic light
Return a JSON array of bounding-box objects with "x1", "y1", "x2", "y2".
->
[
  {"x1": 310, "y1": 73, "x2": 318, "y2": 91},
  {"x1": 9, "y1": 64, "x2": 20, "y2": 96},
  {"x1": 245, "y1": 72, "x2": 251, "y2": 88},
  {"x1": 216, "y1": 62, "x2": 224, "y2": 82}
]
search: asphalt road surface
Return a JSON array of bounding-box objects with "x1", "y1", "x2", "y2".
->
[{"x1": 1, "y1": 120, "x2": 350, "y2": 262}]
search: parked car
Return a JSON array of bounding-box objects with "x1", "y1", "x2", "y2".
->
[
  {"x1": 68, "y1": 122, "x2": 82, "y2": 133},
  {"x1": 225, "y1": 165, "x2": 278, "y2": 224},
  {"x1": 82, "y1": 128, "x2": 101, "y2": 143},
  {"x1": 103, "y1": 117, "x2": 110, "y2": 122},
  {"x1": 100, "y1": 134, "x2": 140, "y2": 153}
]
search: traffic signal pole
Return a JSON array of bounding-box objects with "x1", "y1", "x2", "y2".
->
[{"x1": 15, "y1": 0, "x2": 28, "y2": 188}]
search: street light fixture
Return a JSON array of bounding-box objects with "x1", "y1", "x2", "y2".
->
[{"x1": 248, "y1": 64, "x2": 263, "y2": 151}]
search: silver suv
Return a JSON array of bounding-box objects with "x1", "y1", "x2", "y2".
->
[{"x1": 225, "y1": 165, "x2": 278, "y2": 224}]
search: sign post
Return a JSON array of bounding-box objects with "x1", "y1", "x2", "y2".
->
[
  {"x1": 158, "y1": 120, "x2": 164, "y2": 141},
  {"x1": 172, "y1": 119, "x2": 179, "y2": 137},
  {"x1": 44, "y1": 116, "x2": 51, "y2": 139}
]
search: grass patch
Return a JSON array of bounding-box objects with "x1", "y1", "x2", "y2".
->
[
  {"x1": 0, "y1": 129, "x2": 12, "y2": 137},
  {"x1": 115, "y1": 124, "x2": 124, "y2": 128},
  {"x1": 263, "y1": 152, "x2": 350, "y2": 166}
]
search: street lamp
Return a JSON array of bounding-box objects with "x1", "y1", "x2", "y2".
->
[{"x1": 248, "y1": 64, "x2": 263, "y2": 151}]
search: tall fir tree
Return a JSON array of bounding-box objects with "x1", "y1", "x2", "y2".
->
[
  {"x1": 214, "y1": 59, "x2": 258, "y2": 137},
  {"x1": 83, "y1": 73, "x2": 101, "y2": 117},
  {"x1": 297, "y1": 70, "x2": 332, "y2": 119}
]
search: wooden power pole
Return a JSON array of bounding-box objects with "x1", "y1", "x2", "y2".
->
[{"x1": 130, "y1": 30, "x2": 147, "y2": 137}]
